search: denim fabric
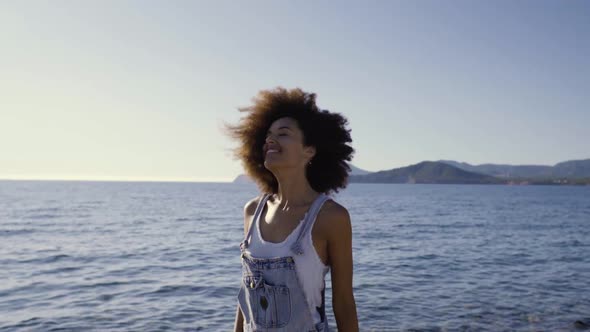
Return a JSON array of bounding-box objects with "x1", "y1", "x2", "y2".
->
[{"x1": 238, "y1": 194, "x2": 330, "y2": 332}]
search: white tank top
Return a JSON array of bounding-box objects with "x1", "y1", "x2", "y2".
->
[{"x1": 244, "y1": 194, "x2": 331, "y2": 326}]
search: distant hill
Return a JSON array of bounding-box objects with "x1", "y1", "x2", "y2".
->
[
  {"x1": 552, "y1": 159, "x2": 590, "y2": 178},
  {"x1": 349, "y1": 161, "x2": 503, "y2": 184},
  {"x1": 438, "y1": 159, "x2": 590, "y2": 179},
  {"x1": 349, "y1": 164, "x2": 371, "y2": 175},
  {"x1": 232, "y1": 174, "x2": 254, "y2": 184},
  {"x1": 233, "y1": 159, "x2": 590, "y2": 185}
]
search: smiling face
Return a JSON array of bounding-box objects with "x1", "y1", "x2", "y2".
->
[{"x1": 262, "y1": 117, "x2": 316, "y2": 172}]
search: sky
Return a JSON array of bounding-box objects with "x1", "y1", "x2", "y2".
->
[{"x1": 1, "y1": 1, "x2": 589, "y2": 182}]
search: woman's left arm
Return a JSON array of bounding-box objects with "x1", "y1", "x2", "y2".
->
[{"x1": 326, "y1": 204, "x2": 359, "y2": 331}]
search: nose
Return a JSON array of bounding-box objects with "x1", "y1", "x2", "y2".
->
[{"x1": 265, "y1": 135, "x2": 276, "y2": 144}]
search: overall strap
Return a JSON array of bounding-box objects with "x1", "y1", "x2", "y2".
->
[
  {"x1": 290, "y1": 194, "x2": 331, "y2": 255},
  {"x1": 240, "y1": 193, "x2": 271, "y2": 250}
]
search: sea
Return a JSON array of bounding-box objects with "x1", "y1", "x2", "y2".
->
[{"x1": 0, "y1": 180, "x2": 589, "y2": 332}]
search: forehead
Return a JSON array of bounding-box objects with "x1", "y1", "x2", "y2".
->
[{"x1": 268, "y1": 117, "x2": 299, "y2": 131}]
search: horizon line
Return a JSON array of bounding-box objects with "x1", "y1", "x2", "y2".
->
[{"x1": 0, "y1": 176, "x2": 234, "y2": 184}]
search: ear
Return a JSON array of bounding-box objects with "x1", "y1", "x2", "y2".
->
[{"x1": 304, "y1": 145, "x2": 316, "y2": 162}]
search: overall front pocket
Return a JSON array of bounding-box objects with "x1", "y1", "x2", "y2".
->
[{"x1": 244, "y1": 275, "x2": 291, "y2": 328}]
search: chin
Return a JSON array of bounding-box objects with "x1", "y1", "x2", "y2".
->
[
  {"x1": 264, "y1": 160, "x2": 306, "y2": 175},
  {"x1": 263, "y1": 160, "x2": 279, "y2": 171},
  {"x1": 263, "y1": 159, "x2": 289, "y2": 172}
]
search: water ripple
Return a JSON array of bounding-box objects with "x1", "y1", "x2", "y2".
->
[{"x1": 0, "y1": 181, "x2": 588, "y2": 331}]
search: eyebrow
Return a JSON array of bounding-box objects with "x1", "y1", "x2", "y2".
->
[{"x1": 267, "y1": 126, "x2": 292, "y2": 134}]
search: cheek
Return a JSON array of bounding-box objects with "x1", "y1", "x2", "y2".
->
[
  {"x1": 278, "y1": 136, "x2": 294, "y2": 147},
  {"x1": 283, "y1": 138, "x2": 304, "y2": 152}
]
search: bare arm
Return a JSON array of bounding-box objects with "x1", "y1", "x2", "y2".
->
[
  {"x1": 233, "y1": 304, "x2": 243, "y2": 332},
  {"x1": 325, "y1": 204, "x2": 359, "y2": 331},
  {"x1": 233, "y1": 197, "x2": 259, "y2": 332}
]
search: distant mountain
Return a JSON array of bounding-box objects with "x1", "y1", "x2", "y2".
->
[
  {"x1": 349, "y1": 161, "x2": 503, "y2": 184},
  {"x1": 349, "y1": 164, "x2": 371, "y2": 176},
  {"x1": 438, "y1": 159, "x2": 590, "y2": 179},
  {"x1": 233, "y1": 159, "x2": 590, "y2": 185},
  {"x1": 232, "y1": 174, "x2": 255, "y2": 184},
  {"x1": 552, "y1": 159, "x2": 590, "y2": 178}
]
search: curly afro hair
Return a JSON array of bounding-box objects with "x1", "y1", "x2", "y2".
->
[{"x1": 226, "y1": 87, "x2": 354, "y2": 194}]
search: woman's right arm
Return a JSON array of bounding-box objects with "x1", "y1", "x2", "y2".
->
[{"x1": 233, "y1": 197, "x2": 260, "y2": 332}]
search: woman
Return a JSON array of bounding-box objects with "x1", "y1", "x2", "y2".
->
[{"x1": 227, "y1": 87, "x2": 359, "y2": 331}]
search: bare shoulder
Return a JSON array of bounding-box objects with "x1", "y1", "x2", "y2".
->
[
  {"x1": 315, "y1": 199, "x2": 352, "y2": 236},
  {"x1": 244, "y1": 196, "x2": 260, "y2": 217},
  {"x1": 243, "y1": 196, "x2": 262, "y2": 235}
]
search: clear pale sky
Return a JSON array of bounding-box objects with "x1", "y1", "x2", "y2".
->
[{"x1": 2, "y1": 1, "x2": 589, "y2": 182}]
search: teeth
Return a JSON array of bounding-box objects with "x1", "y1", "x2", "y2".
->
[{"x1": 267, "y1": 149, "x2": 279, "y2": 153}]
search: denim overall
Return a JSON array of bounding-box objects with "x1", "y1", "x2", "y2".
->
[{"x1": 238, "y1": 193, "x2": 331, "y2": 332}]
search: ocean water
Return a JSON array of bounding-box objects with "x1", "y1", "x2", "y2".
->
[{"x1": 0, "y1": 180, "x2": 589, "y2": 332}]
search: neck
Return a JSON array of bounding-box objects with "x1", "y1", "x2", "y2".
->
[{"x1": 271, "y1": 168, "x2": 319, "y2": 209}]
